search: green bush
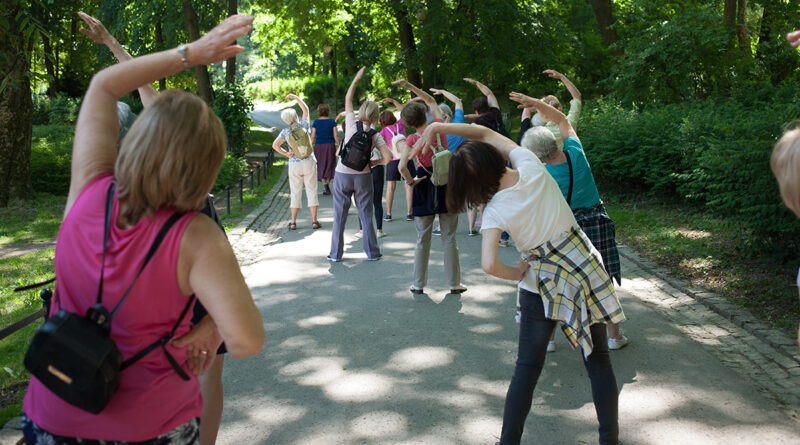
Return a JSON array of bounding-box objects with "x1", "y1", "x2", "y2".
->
[
  {"x1": 30, "y1": 125, "x2": 74, "y2": 195},
  {"x1": 214, "y1": 152, "x2": 248, "y2": 192},
  {"x1": 245, "y1": 75, "x2": 352, "y2": 109},
  {"x1": 213, "y1": 83, "x2": 253, "y2": 155},
  {"x1": 47, "y1": 94, "x2": 81, "y2": 125},
  {"x1": 581, "y1": 85, "x2": 800, "y2": 255}
]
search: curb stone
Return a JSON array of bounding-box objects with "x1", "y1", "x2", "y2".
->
[{"x1": 0, "y1": 417, "x2": 23, "y2": 445}]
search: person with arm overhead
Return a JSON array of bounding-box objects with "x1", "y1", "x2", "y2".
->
[
  {"x1": 511, "y1": 91, "x2": 627, "y2": 351},
  {"x1": 22, "y1": 14, "x2": 264, "y2": 444},
  {"x1": 526, "y1": 69, "x2": 582, "y2": 149},
  {"x1": 464, "y1": 77, "x2": 510, "y2": 137},
  {"x1": 328, "y1": 67, "x2": 393, "y2": 262},
  {"x1": 378, "y1": 98, "x2": 413, "y2": 224},
  {"x1": 272, "y1": 94, "x2": 320, "y2": 230},
  {"x1": 394, "y1": 79, "x2": 465, "y2": 296},
  {"x1": 419, "y1": 121, "x2": 622, "y2": 445}
]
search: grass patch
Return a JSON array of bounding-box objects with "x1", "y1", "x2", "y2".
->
[
  {"x1": 0, "y1": 193, "x2": 65, "y2": 247},
  {"x1": 0, "y1": 249, "x2": 55, "y2": 425},
  {"x1": 602, "y1": 185, "x2": 799, "y2": 334}
]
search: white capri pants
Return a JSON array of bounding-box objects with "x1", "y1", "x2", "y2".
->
[{"x1": 288, "y1": 158, "x2": 319, "y2": 208}]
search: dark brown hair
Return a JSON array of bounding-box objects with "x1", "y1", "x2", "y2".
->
[
  {"x1": 446, "y1": 140, "x2": 507, "y2": 212},
  {"x1": 400, "y1": 101, "x2": 427, "y2": 128},
  {"x1": 472, "y1": 96, "x2": 489, "y2": 115},
  {"x1": 317, "y1": 103, "x2": 330, "y2": 117},
  {"x1": 379, "y1": 110, "x2": 397, "y2": 127}
]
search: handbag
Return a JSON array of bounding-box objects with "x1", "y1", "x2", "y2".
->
[
  {"x1": 421, "y1": 134, "x2": 451, "y2": 186},
  {"x1": 24, "y1": 183, "x2": 194, "y2": 414}
]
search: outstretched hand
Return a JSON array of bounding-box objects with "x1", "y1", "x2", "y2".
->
[
  {"x1": 286, "y1": 93, "x2": 299, "y2": 100},
  {"x1": 788, "y1": 30, "x2": 800, "y2": 48},
  {"x1": 543, "y1": 69, "x2": 564, "y2": 80},
  {"x1": 77, "y1": 11, "x2": 113, "y2": 45},
  {"x1": 187, "y1": 14, "x2": 253, "y2": 67},
  {"x1": 509, "y1": 91, "x2": 563, "y2": 123},
  {"x1": 354, "y1": 66, "x2": 366, "y2": 81},
  {"x1": 414, "y1": 122, "x2": 443, "y2": 153}
]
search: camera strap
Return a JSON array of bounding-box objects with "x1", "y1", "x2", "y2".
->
[
  {"x1": 97, "y1": 182, "x2": 194, "y2": 380},
  {"x1": 566, "y1": 153, "x2": 574, "y2": 206}
]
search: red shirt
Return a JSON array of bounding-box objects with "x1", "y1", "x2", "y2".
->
[{"x1": 407, "y1": 120, "x2": 449, "y2": 168}]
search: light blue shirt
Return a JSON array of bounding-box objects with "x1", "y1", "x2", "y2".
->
[
  {"x1": 279, "y1": 119, "x2": 312, "y2": 163},
  {"x1": 446, "y1": 109, "x2": 468, "y2": 152}
]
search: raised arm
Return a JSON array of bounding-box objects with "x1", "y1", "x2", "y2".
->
[
  {"x1": 464, "y1": 78, "x2": 498, "y2": 108},
  {"x1": 67, "y1": 14, "x2": 253, "y2": 215},
  {"x1": 430, "y1": 88, "x2": 463, "y2": 112},
  {"x1": 788, "y1": 30, "x2": 800, "y2": 47},
  {"x1": 509, "y1": 92, "x2": 577, "y2": 143},
  {"x1": 286, "y1": 93, "x2": 309, "y2": 122},
  {"x1": 418, "y1": 122, "x2": 517, "y2": 160},
  {"x1": 543, "y1": 69, "x2": 581, "y2": 101},
  {"x1": 345, "y1": 66, "x2": 366, "y2": 114},
  {"x1": 393, "y1": 78, "x2": 442, "y2": 120},
  {"x1": 78, "y1": 11, "x2": 158, "y2": 108},
  {"x1": 381, "y1": 97, "x2": 403, "y2": 111}
]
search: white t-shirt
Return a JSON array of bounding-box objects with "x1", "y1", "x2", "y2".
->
[
  {"x1": 481, "y1": 148, "x2": 578, "y2": 292},
  {"x1": 335, "y1": 112, "x2": 388, "y2": 175}
]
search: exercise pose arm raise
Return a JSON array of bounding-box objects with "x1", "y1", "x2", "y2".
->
[
  {"x1": 464, "y1": 77, "x2": 499, "y2": 109},
  {"x1": 510, "y1": 92, "x2": 578, "y2": 144}
]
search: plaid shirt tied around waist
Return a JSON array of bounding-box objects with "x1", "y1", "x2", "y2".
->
[{"x1": 522, "y1": 227, "x2": 626, "y2": 357}]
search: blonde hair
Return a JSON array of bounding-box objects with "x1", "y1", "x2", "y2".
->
[
  {"x1": 115, "y1": 90, "x2": 226, "y2": 225},
  {"x1": 542, "y1": 94, "x2": 562, "y2": 111},
  {"x1": 280, "y1": 108, "x2": 298, "y2": 125},
  {"x1": 771, "y1": 126, "x2": 800, "y2": 217},
  {"x1": 358, "y1": 100, "x2": 380, "y2": 125}
]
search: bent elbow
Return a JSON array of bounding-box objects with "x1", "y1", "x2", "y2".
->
[{"x1": 226, "y1": 327, "x2": 265, "y2": 359}]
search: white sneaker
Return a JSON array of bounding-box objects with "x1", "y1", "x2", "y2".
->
[
  {"x1": 376, "y1": 230, "x2": 387, "y2": 238},
  {"x1": 514, "y1": 310, "x2": 521, "y2": 324},
  {"x1": 608, "y1": 335, "x2": 629, "y2": 350},
  {"x1": 547, "y1": 341, "x2": 556, "y2": 352},
  {"x1": 353, "y1": 230, "x2": 363, "y2": 239}
]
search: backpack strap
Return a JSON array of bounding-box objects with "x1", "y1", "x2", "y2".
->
[{"x1": 565, "y1": 153, "x2": 574, "y2": 206}]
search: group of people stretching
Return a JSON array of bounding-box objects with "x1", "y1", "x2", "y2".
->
[{"x1": 20, "y1": 10, "x2": 800, "y2": 445}]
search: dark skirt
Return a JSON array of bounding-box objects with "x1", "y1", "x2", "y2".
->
[
  {"x1": 314, "y1": 142, "x2": 337, "y2": 180},
  {"x1": 411, "y1": 165, "x2": 448, "y2": 217}
]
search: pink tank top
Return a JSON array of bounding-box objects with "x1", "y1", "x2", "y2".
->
[{"x1": 24, "y1": 174, "x2": 203, "y2": 441}]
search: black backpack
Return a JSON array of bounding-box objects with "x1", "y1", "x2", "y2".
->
[{"x1": 340, "y1": 121, "x2": 377, "y2": 171}]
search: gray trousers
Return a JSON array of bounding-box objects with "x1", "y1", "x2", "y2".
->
[
  {"x1": 330, "y1": 172, "x2": 380, "y2": 260},
  {"x1": 413, "y1": 212, "x2": 461, "y2": 289}
]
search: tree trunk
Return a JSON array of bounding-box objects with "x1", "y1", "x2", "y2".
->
[
  {"x1": 225, "y1": 0, "x2": 236, "y2": 86},
  {"x1": 0, "y1": 0, "x2": 34, "y2": 206},
  {"x1": 391, "y1": 1, "x2": 421, "y2": 86},
  {"x1": 737, "y1": 0, "x2": 749, "y2": 54},
  {"x1": 724, "y1": 0, "x2": 737, "y2": 28},
  {"x1": 587, "y1": 0, "x2": 621, "y2": 55},
  {"x1": 182, "y1": 0, "x2": 214, "y2": 103},
  {"x1": 155, "y1": 20, "x2": 167, "y2": 91},
  {"x1": 41, "y1": 34, "x2": 57, "y2": 97}
]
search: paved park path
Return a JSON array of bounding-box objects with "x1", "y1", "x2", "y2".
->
[{"x1": 217, "y1": 151, "x2": 800, "y2": 444}]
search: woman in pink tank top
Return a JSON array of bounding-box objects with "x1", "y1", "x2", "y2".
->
[{"x1": 22, "y1": 15, "x2": 264, "y2": 445}]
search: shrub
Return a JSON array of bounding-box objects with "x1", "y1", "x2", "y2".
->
[
  {"x1": 47, "y1": 94, "x2": 81, "y2": 125},
  {"x1": 213, "y1": 82, "x2": 253, "y2": 155},
  {"x1": 30, "y1": 125, "x2": 74, "y2": 195},
  {"x1": 581, "y1": 85, "x2": 800, "y2": 255},
  {"x1": 214, "y1": 152, "x2": 248, "y2": 192}
]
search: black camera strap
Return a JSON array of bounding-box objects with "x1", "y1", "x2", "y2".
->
[
  {"x1": 97, "y1": 182, "x2": 194, "y2": 380},
  {"x1": 565, "y1": 152, "x2": 574, "y2": 206}
]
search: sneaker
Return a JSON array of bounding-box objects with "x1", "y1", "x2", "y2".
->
[
  {"x1": 324, "y1": 184, "x2": 331, "y2": 195},
  {"x1": 547, "y1": 341, "x2": 556, "y2": 352},
  {"x1": 406, "y1": 214, "x2": 413, "y2": 221},
  {"x1": 383, "y1": 214, "x2": 392, "y2": 221},
  {"x1": 366, "y1": 254, "x2": 383, "y2": 261},
  {"x1": 432, "y1": 228, "x2": 441, "y2": 236},
  {"x1": 410, "y1": 286, "x2": 424, "y2": 294},
  {"x1": 468, "y1": 230, "x2": 479, "y2": 236},
  {"x1": 608, "y1": 335, "x2": 629, "y2": 350},
  {"x1": 354, "y1": 230, "x2": 363, "y2": 239},
  {"x1": 376, "y1": 230, "x2": 387, "y2": 238},
  {"x1": 514, "y1": 310, "x2": 521, "y2": 324},
  {"x1": 326, "y1": 255, "x2": 341, "y2": 263},
  {"x1": 450, "y1": 286, "x2": 467, "y2": 294},
  {"x1": 498, "y1": 239, "x2": 509, "y2": 247}
]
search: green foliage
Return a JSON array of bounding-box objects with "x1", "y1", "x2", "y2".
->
[
  {"x1": 30, "y1": 94, "x2": 81, "y2": 125},
  {"x1": 214, "y1": 152, "x2": 249, "y2": 192},
  {"x1": 0, "y1": 192, "x2": 65, "y2": 246},
  {"x1": 213, "y1": 82, "x2": 253, "y2": 155},
  {"x1": 246, "y1": 75, "x2": 351, "y2": 107},
  {"x1": 581, "y1": 82, "x2": 800, "y2": 254},
  {"x1": 29, "y1": 125, "x2": 74, "y2": 195}
]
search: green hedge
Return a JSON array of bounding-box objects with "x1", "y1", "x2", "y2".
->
[
  {"x1": 581, "y1": 82, "x2": 800, "y2": 255},
  {"x1": 30, "y1": 125, "x2": 74, "y2": 195},
  {"x1": 246, "y1": 75, "x2": 351, "y2": 107}
]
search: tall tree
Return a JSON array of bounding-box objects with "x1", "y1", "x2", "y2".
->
[
  {"x1": 587, "y1": 0, "x2": 620, "y2": 55},
  {"x1": 0, "y1": 0, "x2": 34, "y2": 206},
  {"x1": 182, "y1": 0, "x2": 214, "y2": 103},
  {"x1": 390, "y1": 1, "x2": 421, "y2": 86},
  {"x1": 225, "y1": 0, "x2": 236, "y2": 85}
]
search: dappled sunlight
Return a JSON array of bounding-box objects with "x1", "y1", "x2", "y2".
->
[
  {"x1": 461, "y1": 303, "x2": 500, "y2": 320},
  {"x1": 381, "y1": 240, "x2": 418, "y2": 250},
  {"x1": 680, "y1": 256, "x2": 717, "y2": 271},
  {"x1": 348, "y1": 410, "x2": 408, "y2": 438},
  {"x1": 244, "y1": 256, "x2": 335, "y2": 286},
  {"x1": 459, "y1": 415, "x2": 502, "y2": 440},
  {"x1": 677, "y1": 228, "x2": 712, "y2": 239},
  {"x1": 279, "y1": 356, "x2": 348, "y2": 386},
  {"x1": 457, "y1": 375, "x2": 508, "y2": 398},
  {"x1": 385, "y1": 346, "x2": 456, "y2": 372},
  {"x1": 436, "y1": 390, "x2": 488, "y2": 408},
  {"x1": 297, "y1": 310, "x2": 346, "y2": 328},
  {"x1": 469, "y1": 323, "x2": 504, "y2": 334},
  {"x1": 323, "y1": 372, "x2": 394, "y2": 402}
]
